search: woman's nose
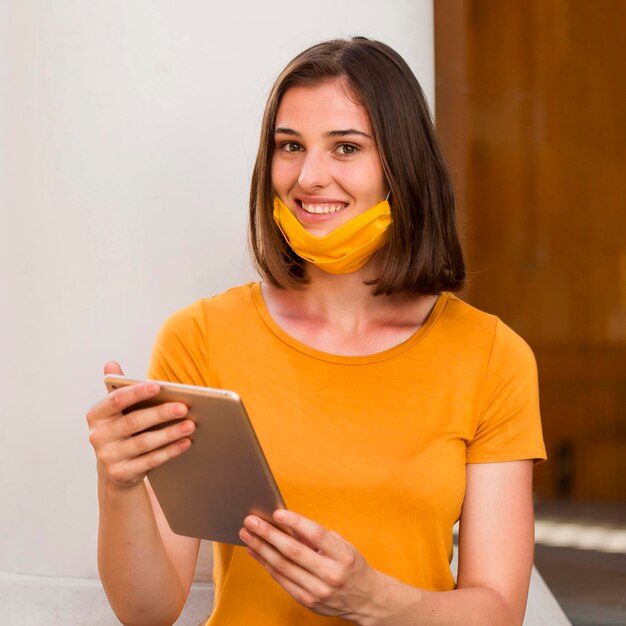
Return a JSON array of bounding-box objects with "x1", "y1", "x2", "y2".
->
[{"x1": 298, "y1": 150, "x2": 331, "y2": 191}]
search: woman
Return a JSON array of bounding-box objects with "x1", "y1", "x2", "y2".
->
[{"x1": 87, "y1": 38, "x2": 546, "y2": 625}]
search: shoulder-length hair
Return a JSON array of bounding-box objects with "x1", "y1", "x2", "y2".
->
[{"x1": 249, "y1": 37, "x2": 464, "y2": 295}]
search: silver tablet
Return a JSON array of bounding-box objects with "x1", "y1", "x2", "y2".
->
[{"x1": 104, "y1": 375, "x2": 286, "y2": 545}]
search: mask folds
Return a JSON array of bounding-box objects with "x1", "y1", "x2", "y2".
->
[{"x1": 272, "y1": 196, "x2": 392, "y2": 274}]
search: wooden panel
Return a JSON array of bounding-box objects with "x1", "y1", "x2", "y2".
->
[{"x1": 435, "y1": 0, "x2": 626, "y2": 499}]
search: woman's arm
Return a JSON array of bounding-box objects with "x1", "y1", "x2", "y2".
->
[
  {"x1": 363, "y1": 460, "x2": 535, "y2": 625},
  {"x1": 240, "y1": 460, "x2": 535, "y2": 626},
  {"x1": 97, "y1": 478, "x2": 201, "y2": 625},
  {"x1": 89, "y1": 362, "x2": 200, "y2": 626}
]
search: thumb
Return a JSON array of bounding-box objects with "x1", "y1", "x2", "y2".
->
[{"x1": 103, "y1": 361, "x2": 124, "y2": 376}]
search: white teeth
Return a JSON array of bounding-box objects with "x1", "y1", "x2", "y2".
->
[{"x1": 301, "y1": 203, "x2": 345, "y2": 214}]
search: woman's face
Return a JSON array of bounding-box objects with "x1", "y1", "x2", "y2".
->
[{"x1": 271, "y1": 79, "x2": 388, "y2": 238}]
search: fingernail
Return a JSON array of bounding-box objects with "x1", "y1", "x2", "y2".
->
[
  {"x1": 246, "y1": 517, "x2": 259, "y2": 528},
  {"x1": 180, "y1": 420, "x2": 194, "y2": 433},
  {"x1": 274, "y1": 510, "x2": 287, "y2": 522},
  {"x1": 171, "y1": 404, "x2": 187, "y2": 417}
]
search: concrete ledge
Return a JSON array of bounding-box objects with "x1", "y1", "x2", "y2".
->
[
  {"x1": 1, "y1": 565, "x2": 569, "y2": 625},
  {"x1": 524, "y1": 567, "x2": 572, "y2": 625},
  {"x1": 0, "y1": 571, "x2": 213, "y2": 626}
]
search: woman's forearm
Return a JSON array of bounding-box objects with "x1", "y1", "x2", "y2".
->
[
  {"x1": 359, "y1": 572, "x2": 517, "y2": 626},
  {"x1": 97, "y1": 474, "x2": 186, "y2": 626}
]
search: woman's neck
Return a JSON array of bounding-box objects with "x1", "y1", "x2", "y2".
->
[{"x1": 260, "y1": 264, "x2": 439, "y2": 355}]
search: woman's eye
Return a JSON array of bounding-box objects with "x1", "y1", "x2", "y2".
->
[
  {"x1": 336, "y1": 144, "x2": 359, "y2": 156},
  {"x1": 281, "y1": 142, "x2": 302, "y2": 153}
]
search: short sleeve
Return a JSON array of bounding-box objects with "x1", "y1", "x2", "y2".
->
[
  {"x1": 466, "y1": 319, "x2": 547, "y2": 464},
  {"x1": 146, "y1": 300, "x2": 209, "y2": 386}
]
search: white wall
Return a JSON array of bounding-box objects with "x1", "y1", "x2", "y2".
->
[{"x1": 0, "y1": 0, "x2": 434, "y2": 578}]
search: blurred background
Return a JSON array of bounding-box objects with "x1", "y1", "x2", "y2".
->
[
  {"x1": 435, "y1": 2, "x2": 626, "y2": 625},
  {"x1": 1, "y1": 1, "x2": 623, "y2": 625}
]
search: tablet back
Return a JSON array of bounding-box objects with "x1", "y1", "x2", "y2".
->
[{"x1": 104, "y1": 376, "x2": 286, "y2": 545}]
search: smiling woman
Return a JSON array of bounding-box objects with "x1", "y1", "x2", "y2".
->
[
  {"x1": 87, "y1": 37, "x2": 546, "y2": 626},
  {"x1": 268, "y1": 80, "x2": 392, "y2": 275},
  {"x1": 271, "y1": 81, "x2": 388, "y2": 237},
  {"x1": 250, "y1": 38, "x2": 465, "y2": 295}
]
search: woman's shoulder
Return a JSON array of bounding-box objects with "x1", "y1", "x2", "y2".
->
[
  {"x1": 148, "y1": 283, "x2": 259, "y2": 382},
  {"x1": 203, "y1": 282, "x2": 258, "y2": 314},
  {"x1": 439, "y1": 292, "x2": 497, "y2": 327},
  {"x1": 163, "y1": 283, "x2": 256, "y2": 325},
  {"x1": 152, "y1": 283, "x2": 255, "y2": 342},
  {"x1": 438, "y1": 293, "x2": 534, "y2": 361}
]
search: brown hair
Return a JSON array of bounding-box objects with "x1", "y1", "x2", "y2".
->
[{"x1": 249, "y1": 37, "x2": 464, "y2": 295}]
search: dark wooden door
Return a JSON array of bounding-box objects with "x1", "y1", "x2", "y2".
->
[{"x1": 435, "y1": 0, "x2": 626, "y2": 499}]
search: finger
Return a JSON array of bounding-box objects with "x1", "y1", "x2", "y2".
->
[
  {"x1": 103, "y1": 361, "x2": 124, "y2": 376},
  {"x1": 113, "y1": 416, "x2": 195, "y2": 462},
  {"x1": 107, "y1": 437, "x2": 192, "y2": 486},
  {"x1": 87, "y1": 381, "x2": 159, "y2": 428},
  {"x1": 111, "y1": 401, "x2": 190, "y2": 439},
  {"x1": 106, "y1": 381, "x2": 163, "y2": 417},
  {"x1": 241, "y1": 516, "x2": 325, "y2": 576},
  {"x1": 246, "y1": 547, "x2": 324, "y2": 611},
  {"x1": 87, "y1": 381, "x2": 162, "y2": 439},
  {"x1": 240, "y1": 527, "x2": 328, "y2": 599},
  {"x1": 272, "y1": 510, "x2": 345, "y2": 559},
  {"x1": 86, "y1": 363, "x2": 127, "y2": 431}
]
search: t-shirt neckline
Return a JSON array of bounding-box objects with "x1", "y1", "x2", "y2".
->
[{"x1": 250, "y1": 282, "x2": 449, "y2": 365}]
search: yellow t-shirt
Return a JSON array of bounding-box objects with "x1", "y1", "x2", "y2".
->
[{"x1": 147, "y1": 283, "x2": 546, "y2": 625}]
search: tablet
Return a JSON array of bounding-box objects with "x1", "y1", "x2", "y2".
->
[{"x1": 104, "y1": 375, "x2": 286, "y2": 545}]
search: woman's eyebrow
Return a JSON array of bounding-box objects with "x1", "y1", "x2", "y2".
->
[
  {"x1": 274, "y1": 127, "x2": 372, "y2": 139},
  {"x1": 325, "y1": 129, "x2": 372, "y2": 139},
  {"x1": 274, "y1": 127, "x2": 300, "y2": 136}
]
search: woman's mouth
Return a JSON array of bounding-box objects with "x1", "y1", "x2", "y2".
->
[{"x1": 299, "y1": 201, "x2": 347, "y2": 215}]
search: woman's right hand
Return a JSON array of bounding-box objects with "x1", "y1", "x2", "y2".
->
[{"x1": 86, "y1": 361, "x2": 195, "y2": 491}]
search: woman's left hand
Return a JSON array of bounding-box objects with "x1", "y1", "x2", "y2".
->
[{"x1": 239, "y1": 509, "x2": 384, "y2": 622}]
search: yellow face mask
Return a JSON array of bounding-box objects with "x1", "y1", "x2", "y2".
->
[{"x1": 272, "y1": 196, "x2": 392, "y2": 274}]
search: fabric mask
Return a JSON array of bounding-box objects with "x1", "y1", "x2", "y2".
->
[{"x1": 272, "y1": 196, "x2": 392, "y2": 274}]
